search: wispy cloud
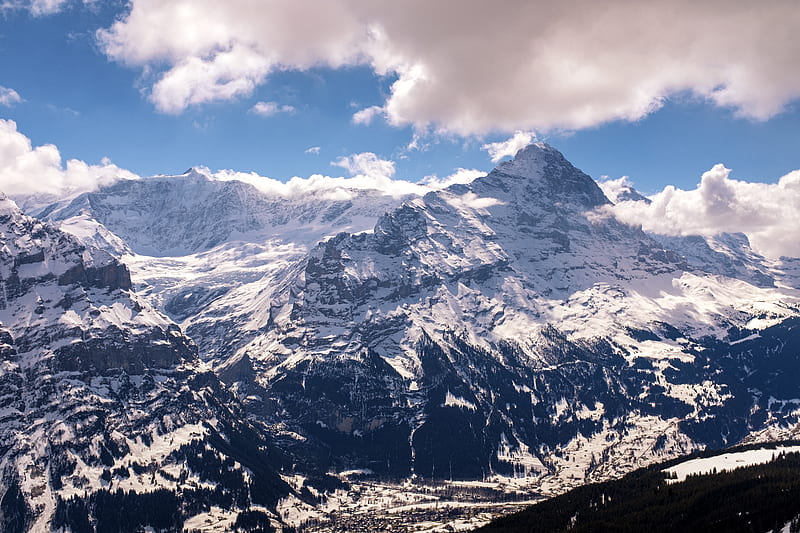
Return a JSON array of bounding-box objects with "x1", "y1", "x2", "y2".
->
[
  {"x1": 420, "y1": 168, "x2": 484, "y2": 189},
  {"x1": 250, "y1": 100, "x2": 295, "y2": 117},
  {"x1": 352, "y1": 105, "x2": 384, "y2": 125},
  {"x1": 0, "y1": 86, "x2": 23, "y2": 107},
  {"x1": 481, "y1": 131, "x2": 537, "y2": 162},
  {"x1": 304, "y1": 146, "x2": 320, "y2": 155},
  {"x1": 1, "y1": 0, "x2": 95, "y2": 16}
]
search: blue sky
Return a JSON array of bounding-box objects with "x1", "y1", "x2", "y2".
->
[{"x1": 0, "y1": 1, "x2": 799, "y2": 196}]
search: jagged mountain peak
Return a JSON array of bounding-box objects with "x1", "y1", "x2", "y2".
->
[
  {"x1": 598, "y1": 177, "x2": 651, "y2": 204},
  {"x1": 0, "y1": 191, "x2": 21, "y2": 218},
  {"x1": 181, "y1": 166, "x2": 210, "y2": 177},
  {"x1": 147, "y1": 166, "x2": 214, "y2": 181},
  {"x1": 494, "y1": 141, "x2": 559, "y2": 177},
  {"x1": 473, "y1": 143, "x2": 610, "y2": 209}
]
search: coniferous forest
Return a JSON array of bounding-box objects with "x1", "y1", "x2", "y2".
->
[{"x1": 477, "y1": 450, "x2": 800, "y2": 533}]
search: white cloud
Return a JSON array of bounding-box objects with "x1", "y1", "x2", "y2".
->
[
  {"x1": 352, "y1": 105, "x2": 384, "y2": 125},
  {"x1": 29, "y1": 0, "x2": 66, "y2": 15},
  {"x1": 94, "y1": 1, "x2": 800, "y2": 134},
  {"x1": 1, "y1": 0, "x2": 95, "y2": 16},
  {"x1": 0, "y1": 120, "x2": 478, "y2": 204},
  {"x1": 601, "y1": 165, "x2": 800, "y2": 258},
  {"x1": 304, "y1": 146, "x2": 320, "y2": 155},
  {"x1": 97, "y1": 0, "x2": 364, "y2": 114},
  {"x1": 151, "y1": 45, "x2": 273, "y2": 113},
  {"x1": 0, "y1": 86, "x2": 23, "y2": 107},
  {"x1": 596, "y1": 175, "x2": 648, "y2": 204},
  {"x1": 444, "y1": 191, "x2": 504, "y2": 211},
  {"x1": 332, "y1": 152, "x2": 395, "y2": 180},
  {"x1": 481, "y1": 131, "x2": 537, "y2": 162},
  {"x1": 213, "y1": 153, "x2": 484, "y2": 200},
  {"x1": 421, "y1": 168, "x2": 484, "y2": 189},
  {"x1": 0, "y1": 119, "x2": 138, "y2": 197},
  {"x1": 214, "y1": 169, "x2": 422, "y2": 200},
  {"x1": 251, "y1": 101, "x2": 295, "y2": 117}
]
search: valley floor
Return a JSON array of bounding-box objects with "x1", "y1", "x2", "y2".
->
[{"x1": 284, "y1": 477, "x2": 540, "y2": 532}]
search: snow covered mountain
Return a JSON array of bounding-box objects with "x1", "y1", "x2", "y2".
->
[
  {"x1": 0, "y1": 194, "x2": 297, "y2": 532},
  {"x1": 204, "y1": 144, "x2": 799, "y2": 491},
  {"x1": 37, "y1": 169, "x2": 414, "y2": 333},
  {"x1": 10, "y1": 144, "x2": 800, "y2": 530},
  {"x1": 38, "y1": 168, "x2": 412, "y2": 258}
]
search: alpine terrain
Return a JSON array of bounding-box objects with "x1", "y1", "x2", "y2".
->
[{"x1": 4, "y1": 143, "x2": 800, "y2": 531}]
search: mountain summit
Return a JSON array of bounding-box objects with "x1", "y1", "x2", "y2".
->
[{"x1": 481, "y1": 142, "x2": 609, "y2": 209}]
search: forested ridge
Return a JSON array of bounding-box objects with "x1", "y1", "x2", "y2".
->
[{"x1": 477, "y1": 445, "x2": 800, "y2": 533}]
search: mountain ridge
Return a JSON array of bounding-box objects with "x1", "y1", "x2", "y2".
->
[{"x1": 0, "y1": 194, "x2": 297, "y2": 531}]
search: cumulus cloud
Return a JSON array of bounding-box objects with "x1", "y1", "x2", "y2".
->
[
  {"x1": 352, "y1": 105, "x2": 384, "y2": 125},
  {"x1": 250, "y1": 101, "x2": 295, "y2": 117},
  {"x1": 213, "y1": 153, "x2": 483, "y2": 200},
  {"x1": 0, "y1": 120, "x2": 476, "y2": 203},
  {"x1": 304, "y1": 146, "x2": 320, "y2": 155},
  {"x1": 151, "y1": 45, "x2": 273, "y2": 114},
  {"x1": 482, "y1": 131, "x2": 537, "y2": 162},
  {"x1": 213, "y1": 159, "x2": 424, "y2": 199},
  {"x1": 97, "y1": 0, "x2": 365, "y2": 114},
  {"x1": 0, "y1": 119, "x2": 138, "y2": 197},
  {"x1": 602, "y1": 165, "x2": 800, "y2": 258},
  {"x1": 332, "y1": 152, "x2": 395, "y2": 181},
  {"x1": 596, "y1": 176, "x2": 649, "y2": 204},
  {"x1": 213, "y1": 168, "x2": 425, "y2": 200},
  {"x1": 0, "y1": 86, "x2": 23, "y2": 107},
  {"x1": 93, "y1": 1, "x2": 800, "y2": 134}
]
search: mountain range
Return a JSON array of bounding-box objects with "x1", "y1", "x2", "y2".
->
[{"x1": 2, "y1": 143, "x2": 799, "y2": 531}]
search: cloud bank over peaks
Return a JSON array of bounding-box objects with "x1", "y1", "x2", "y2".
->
[
  {"x1": 420, "y1": 168, "x2": 485, "y2": 189},
  {"x1": 0, "y1": 121, "x2": 482, "y2": 202},
  {"x1": 0, "y1": 119, "x2": 137, "y2": 197},
  {"x1": 95, "y1": 0, "x2": 800, "y2": 134},
  {"x1": 601, "y1": 165, "x2": 800, "y2": 259},
  {"x1": 190, "y1": 153, "x2": 483, "y2": 201},
  {"x1": 597, "y1": 176, "x2": 649, "y2": 204}
]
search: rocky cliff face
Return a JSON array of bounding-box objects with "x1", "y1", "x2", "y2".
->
[
  {"x1": 0, "y1": 195, "x2": 293, "y2": 532},
  {"x1": 36, "y1": 169, "x2": 415, "y2": 349}
]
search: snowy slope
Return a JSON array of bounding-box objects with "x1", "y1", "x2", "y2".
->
[
  {"x1": 0, "y1": 193, "x2": 293, "y2": 531},
  {"x1": 664, "y1": 445, "x2": 800, "y2": 482},
  {"x1": 38, "y1": 168, "x2": 410, "y2": 257},
  {"x1": 197, "y1": 144, "x2": 800, "y2": 490},
  {"x1": 34, "y1": 169, "x2": 414, "y2": 338}
]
